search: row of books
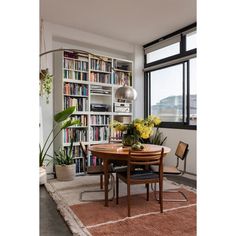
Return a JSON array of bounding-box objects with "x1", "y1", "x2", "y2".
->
[
  {"x1": 64, "y1": 70, "x2": 88, "y2": 81},
  {"x1": 64, "y1": 58, "x2": 88, "y2": 71},
  {"x1": 111, "y1": 130, "x2": 123, "y2": 139},
  {"x1": 89, "y1": 155, "x2": 102, "y2": 167},
  {"x1": 90, "y1": 58, "x2": 111, "y2": 72},
  {"x1": 71, "y1": 115, "x2": 88, "y2": 126},
  {"x1": 90, "y1": 115, "x2": 110, "y2": 125},
  {"x1": 90, "y1": 72, "x2": 111, "y2": 84},
  {"x1": 64, "y1": 83, "x2": 88, "y2": 96},
  {"x1": 64, "y1": 128, "x2": 88, "y2": 143},
  {"x1": 64, "y1": 97, "x2": 88, "y2": 111},
  {"x1": 64, "y1": 145, "x2": 83, "y2": 158},
  {"x1": 75, "y1": 158, "x2": 84, "y2": 173},
  {"x1": 113, "y1": 72, "x2": 131, "y2": 86},
  {"x1": 90, "y1": 126, "x2": 109, "y2": 141}
]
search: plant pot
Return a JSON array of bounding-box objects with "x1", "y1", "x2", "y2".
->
[
  {"x1": 40, "y1": 166, "x2": 47, "y2": 185},
  {"x1": 55, "y1": 164, "x2": 76, "y2": 181}
]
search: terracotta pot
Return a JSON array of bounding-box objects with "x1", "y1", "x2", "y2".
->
[{"x1": 55, "y1": 164, "x2": 76, "y2": 181}]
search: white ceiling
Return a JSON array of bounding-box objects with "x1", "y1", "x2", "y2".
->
[{"x1": 40, "y1": 0, "x2": 196, "y2": 45}]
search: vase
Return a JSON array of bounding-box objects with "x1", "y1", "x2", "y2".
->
[{"x1": 122, "y1": 134, "x2": 138, "y2": 146}]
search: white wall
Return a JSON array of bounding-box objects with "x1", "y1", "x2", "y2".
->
[
  {"x1": 41, "y1": 21, "x2": 196, "y2": 179},
  {"x1": 160, "y1": 128, "x2": 197, "y2": 179},
  {"x1": 133, "y1": 45, "x2": 144, "y2": 119}
]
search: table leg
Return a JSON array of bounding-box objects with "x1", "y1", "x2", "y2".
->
[{"x1": 103, "y1": 159, "x2": 108, "y2": 207}]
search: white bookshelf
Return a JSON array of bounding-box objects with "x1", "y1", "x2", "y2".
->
[{"x1": 53, "y1": 50, "x2": 133, "y2": 175}]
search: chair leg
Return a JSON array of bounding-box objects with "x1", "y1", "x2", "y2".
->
[
  {"x1": 159, "y1": 180, "x2": 163, "y2": 213},
  {"x1": 151, "y1": 183, "x2": 188, "y2": 202},
  {"x1": 100, "y1": 174, "x2": 103, "y2": 189},
  {"x1": 116, "y1": 174, "x2": 119, "y2": 205},
  {"x1": 146, "y1": 183, "x2": 149, "y2": 201},
  {"x1": 80, "y1": 174, "x2": 115, "y2": 202},
  {"x1": 127, "y1": 183, "x2": 131, "y2": 217}
]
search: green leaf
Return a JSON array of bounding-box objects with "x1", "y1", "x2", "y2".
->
[
  {"x1": 61, "y1": 119, "x2": 80, "y2": 129},
  {"x1": 60, "y1": 120, "x2": 72, "y2": 129},
  {"x1": 70, "y1": 120, "x2": 81, "y2": 126},
  {"x1": 54, "y1": 106, "x2": 76, "y2": 123},
  {"x1": 69, "y1": 139, "x2": 74, "y2": 158}
]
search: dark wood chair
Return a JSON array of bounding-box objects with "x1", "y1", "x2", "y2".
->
[
  {"x1": 79, "y1": 142, "x2": 115, "y2": 201},
  {"x1": 109, "y1": 135, "x2": 122, "y2": 144},
  {"x1": 108, "y1": 136, "x2": 127, "y2": 172},
  {"x1": 116, "y1": 148, "x2": 164, "y2": 217},
  {"x1": 151, "y1": 141, "x2": 189, "y2": 202}
]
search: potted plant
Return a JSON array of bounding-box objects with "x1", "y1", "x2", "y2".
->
[
  {"x1": 39, "y1": 106, "x2": 80, "y2": 184},
  {"x1": 148, "y1": 127, "x2": 167, "y2": 145},
  {"x1": 39, "y1": 68, "x2": 53, "y2": 104},
  {"x1": 54, "y1": 139, "x2": 76, "y2": 181}
]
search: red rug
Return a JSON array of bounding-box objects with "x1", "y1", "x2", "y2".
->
[{"x1": 70, "y1": 188, "x2": 196, "y2": 236}]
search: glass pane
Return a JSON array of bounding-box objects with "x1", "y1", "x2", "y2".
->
[
  {"x1": 147, "y1": 42, "x2": 180, "y2": 63},
  {"x1": 186, "y1": 31, "x2": 197, "y2": 51},
  {"x1": 189, "y1": 58, "x2": 197, "y2": 125},
  {"x1": 151, "y1": 64, "x2": 183, "y2": 122}
]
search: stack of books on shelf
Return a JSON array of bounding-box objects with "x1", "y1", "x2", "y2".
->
[{"x1": 90, "y1": 85, "x2": 111, "y2": 94}]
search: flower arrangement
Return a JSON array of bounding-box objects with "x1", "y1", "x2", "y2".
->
[{"x1": 111, "y1": 115, "x2": 161, "y2": 147}]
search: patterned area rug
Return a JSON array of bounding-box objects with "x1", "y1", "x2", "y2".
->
[{"x1": 45, "y1": 176, "x2": 196, "y2": 236}]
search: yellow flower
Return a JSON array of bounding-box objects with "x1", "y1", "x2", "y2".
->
[
  {"x1": 147, "y1": 115, "x2": 161, "y2": 126},
  {"x1": 110, "y1": 115, "x2": 161, "y2": 140},
  {"x1": 110, "y1": 120, "x2": 127, "y2": 132}
]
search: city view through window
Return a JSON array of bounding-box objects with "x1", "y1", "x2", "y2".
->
[{"x1": 150, "y1": 58, "x2": 196, "y2": 125}]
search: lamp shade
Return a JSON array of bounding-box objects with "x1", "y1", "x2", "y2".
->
[{"x1": 115, "y1": 85, "x2": 137, "y2": 102}]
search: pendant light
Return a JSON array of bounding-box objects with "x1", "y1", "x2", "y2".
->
[{"x1": 115, "y1": 85, "x2": 137, "y2": 102}]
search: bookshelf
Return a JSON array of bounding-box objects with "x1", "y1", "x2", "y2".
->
[{"x1": 53, "y1": 50, "x2": 133, "y2": 175}]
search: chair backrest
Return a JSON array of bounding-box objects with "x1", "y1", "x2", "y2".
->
[
  {"x1": 175, "y1": 141, "x2": 189, "y2": 160},
  {"x1": 128, "y1": 148, "x2": 164, "y2": 169},
  {"x1": 109, "y1": 136, "x2": 122, "y2": 143},
  {"x1": 80, "y1": 142, "x2": 87, "y2": 159}
]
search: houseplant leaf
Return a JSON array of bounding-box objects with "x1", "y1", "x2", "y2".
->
[
  {"x1": 54, "y1": 106, "x2": 76, "y2": 123},
  {"x1": 61, "y1": 119, "x2": 80, "y2": 129}
]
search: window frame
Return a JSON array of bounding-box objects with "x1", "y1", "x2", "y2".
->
[{"x1": 143, "y1": 23, "x2": 197, "y2": 130}]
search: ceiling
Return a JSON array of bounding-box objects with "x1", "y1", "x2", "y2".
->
[{"x1": 40, "y1": 0, "x2": 196, "y2": 45}]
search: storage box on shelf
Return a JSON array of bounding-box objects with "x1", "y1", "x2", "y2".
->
[{"x1": 53, "y1": 50, "x2": 133, "y2": 176}]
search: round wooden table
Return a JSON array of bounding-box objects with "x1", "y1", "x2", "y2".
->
[{"x1": 89, "y1": 143, "x2": 171, "y2": 206}]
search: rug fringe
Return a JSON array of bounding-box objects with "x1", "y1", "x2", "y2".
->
[{"x1": 45, "y1": 182, "x2": 91, "y2": 236}]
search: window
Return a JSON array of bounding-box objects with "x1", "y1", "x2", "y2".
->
[
  {"x1": 143, "y1": 23, "x2": 196, "y2": 129},
  {"x1": 147, "y1": 42, "x2": 180, "y2": 63},
  {"x1": 186, "y1": 31, "x2": 197, "y2": 51},
  {"x1": 151, "y1": 64, "x2": 183, "y2": 122}
]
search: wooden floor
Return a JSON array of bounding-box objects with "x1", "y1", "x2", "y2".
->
[{"x1": 40, "y1": 176, "x2": 196, "y2": 236}]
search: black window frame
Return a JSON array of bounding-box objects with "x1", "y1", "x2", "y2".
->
[{"x1": 143, "y1": 23, "x2": 197, "y2": 130}]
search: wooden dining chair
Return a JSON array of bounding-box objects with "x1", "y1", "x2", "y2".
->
[
  {"x1": 109, "y1": 135, "x2": 123, "y2": 144},
  {"x1": 79, "y1": 142, "x2": 115, "y2": 202},
  {"x1": 116, "y1": 148, "x2": 164, "y2": 217},
  {"x1": 108, "y1": 135, "x2": 127, "y2": 173},
  {"x1": 151, "y1": 141, "x2": 189, "y2": 202}
]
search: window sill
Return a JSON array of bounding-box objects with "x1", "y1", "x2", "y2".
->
[{"x1": 160, "y1": 122, "x2": 197, "y2": 130}]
